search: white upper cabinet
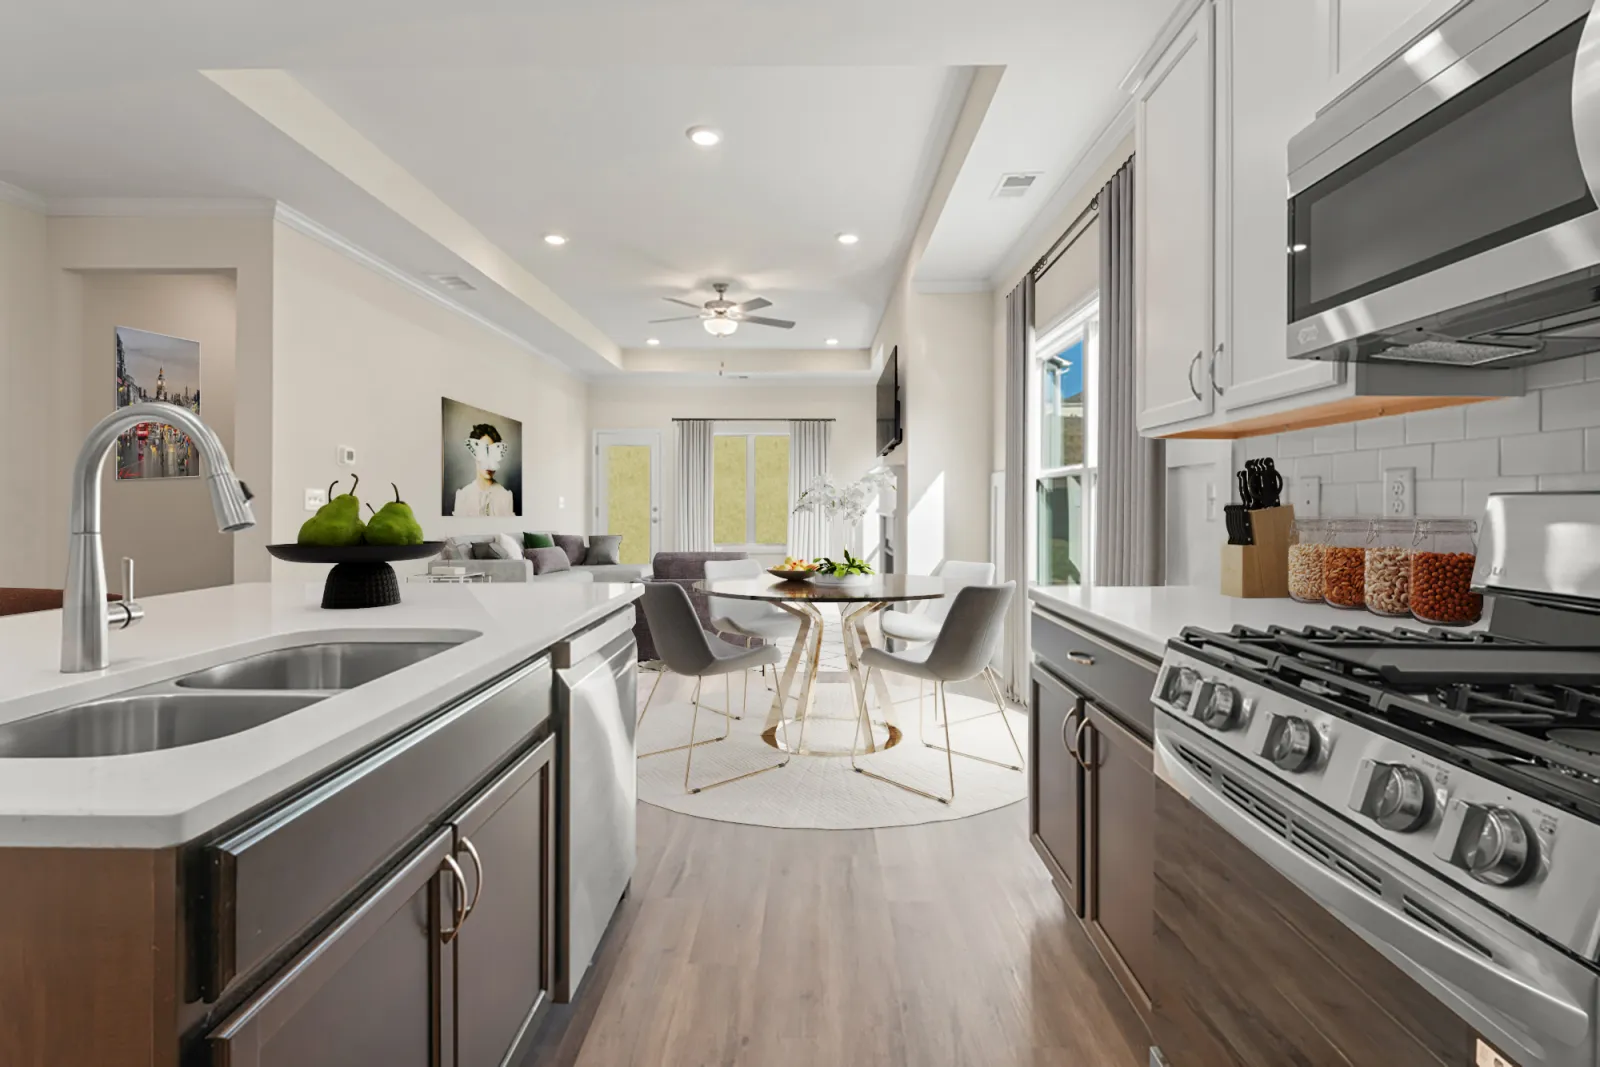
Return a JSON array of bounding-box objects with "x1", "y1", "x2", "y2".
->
[
  {"x1": 1322, "y1": 0, "x2": 1439, "y2": 86},
  {"x1": 1135, "y1": 3, "x2": 1217, "y2": 432}
]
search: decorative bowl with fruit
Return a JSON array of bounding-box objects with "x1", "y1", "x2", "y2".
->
[
  {"x1": 810, "y1": 549, "x2": 875, "y2": 587},
  {"x1": 768, "y1": 557, "x2": 820, "y2": 582}
]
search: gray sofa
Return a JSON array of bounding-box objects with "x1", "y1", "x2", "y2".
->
[{"x1": 434, "y1": 535, "x2": 649, "y2": 584}]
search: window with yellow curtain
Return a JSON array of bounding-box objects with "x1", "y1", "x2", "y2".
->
[{"x1": 713, "y1": 432, "x2": 790, "y2": 548}]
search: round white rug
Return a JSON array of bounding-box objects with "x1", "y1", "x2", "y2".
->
[{"x1": 635, "y1": 665, "x2": 1029, "y2": 830}]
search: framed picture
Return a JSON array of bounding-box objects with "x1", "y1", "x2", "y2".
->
[
  {"x1": 114, "y1": 326, "x2": 202, "y2": 480},
  {"x1": 441, "y1": 397, "x2": 523, "y2": 517}
]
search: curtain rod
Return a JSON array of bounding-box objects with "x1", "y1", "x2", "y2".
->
[
  {"x1": 671, "y1": 417, "x2": 835, "y2": 422},
  {"x1": 1030, "y1": 195, "x2": 1099, "y2": 282}
]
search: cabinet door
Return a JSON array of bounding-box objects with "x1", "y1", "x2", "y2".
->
[
  {"x1": 1218, "y1": 0, "x2": 1344, "y2": 410},
  {"x1": 451, "y1": 736, "x2": 557, "y2": 1067},
  {"x1": 1083, "y1": 702, "x2": 1155, "y2": 1024},
  {"x1": 207, "y1": 829, "x2": 454, "y2": 1067},
  {"x1": 1029, "y1": 668, "x2": 1085, "y2": 914},
  {"x1": 1136, "y1": 1, "x2": 1217, "y2": 431},
  {"x1": 1320, "y1": 0, "x2": 1437, "y2": 88}
]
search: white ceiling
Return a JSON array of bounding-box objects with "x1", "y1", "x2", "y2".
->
[{"x1": 0, "y1": 0, "x2": 1180, "y2": 375}]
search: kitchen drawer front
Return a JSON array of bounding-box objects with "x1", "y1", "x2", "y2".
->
[
  {"x1": 200, "y1": 657, "x2": 553, "y2": 1001},
  {"x1": 1031, "y1": 606, "x2": 1157, "y2": 738}
]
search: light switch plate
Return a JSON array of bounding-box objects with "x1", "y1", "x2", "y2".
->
[
  {"x1": 304, "y1": 487, "x2": 327, "y2": 512},
  {"x1": 1384, "y1": 467, "x2": 1415, "y2": 517},
  {"x1": 1476, "y1": 1039, "x2": 1516, "y2": 1067},
  {"x1": 1293, "y1": 475, "x2": 1321, "y2": 518}
]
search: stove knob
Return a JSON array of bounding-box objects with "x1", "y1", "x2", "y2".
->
[
  {"x1": 1170, "y1": 667, "x2": 1200, "y2": 706},
  {"x1": 1370, "y1": 765, "x2": 1432, "y2": 832},
  {"x1": 1462, "y1": 806, "x2": 1537, "y2": 887},
  {"x1": 1196, "y1": 683, "x2": 1240, "y2": 731},
  {"x1": 1267, "y1": 716, "x2": 1318, "y2": 772}
]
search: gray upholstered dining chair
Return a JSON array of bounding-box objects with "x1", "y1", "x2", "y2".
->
[
  {"x1": 637, "y1": 582, "x2": 791, "y2": 794},
  {"x1": 702, "y1": 556, "x2": 801, "y2": 717},
  {"x1": 851, "y1": 582, "x2": 1019, "y2": 805},
  {"x1": 879, "y1": 560, "x2": 1001, "y2": 735}
]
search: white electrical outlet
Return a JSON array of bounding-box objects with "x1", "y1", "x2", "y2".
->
[
  {"x1": 337, "y1": 445, "x2": 357, "y2": 466},
  {"x1": 304, "y1": 487, "x2": 328, "y2": 512},
  {"x1": 1293, "y1": 475, "x2": 1321, "y2": 517},
  {"x1": 1384, "y1": 467, "x2": 1415, "y2": 517}
]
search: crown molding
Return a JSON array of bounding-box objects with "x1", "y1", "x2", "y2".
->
[
  {"x1": 1120, "y1": 0, "x2": 1208, "y2": 96},
  {"x1": 46, "y1": 196, "x2": 276, "y2": 218},
  {"x1": 0, "y1": 179, "x2": 47, "y2": 213},
  {"x1": 271, "y1": 202, "x2": 570, "y2": 374}
]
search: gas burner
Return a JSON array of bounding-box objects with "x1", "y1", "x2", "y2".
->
[{"x1": 1548, "y1": 728, "x2": 1600, "y2": 756}]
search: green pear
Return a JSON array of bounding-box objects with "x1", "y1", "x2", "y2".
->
[
  {"x1": 298, "y1": 474, "x2": 367, "y2": 546},
  {"x1": 365, "y1": 483, "x2": 424, "y2": 546}
]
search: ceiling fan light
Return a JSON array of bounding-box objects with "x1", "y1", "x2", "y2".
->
[{"x1": 703, "y1": 317, "x2": 738, "y2": 337}]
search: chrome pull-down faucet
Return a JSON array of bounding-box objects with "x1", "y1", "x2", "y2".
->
[{"x1": 62, "y1": 403, "x2": 255, "y2": 672}]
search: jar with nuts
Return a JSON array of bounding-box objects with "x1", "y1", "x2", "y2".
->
[
  {"x1": 1323, "y1": 518, "x2": 1369, "y2": 609},
  {"x1": 1288, "y1": 518, "x2": 1329, "y2": 603},
  {"x1": 1364, "y1": 518, "x2": 1415, "y2": 617},
  {"x1": 1410, "y1": 518, "x2": 1482, "y2": 626}
]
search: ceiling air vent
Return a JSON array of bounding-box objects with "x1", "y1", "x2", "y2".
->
[
  {"x1": 993, "y1": 172, "x2": 1041, "y2": 199},
  {"x1": 428, "y1": 274, "x2": 476, "y2": 292}
]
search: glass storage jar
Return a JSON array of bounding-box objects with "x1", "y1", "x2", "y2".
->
[
  {"x1": 1410, "y1": 518, "x2": 1482, "y2": 625},
  {"x1": 1364, "y1": 518, "x2": 1416, "y2": 617},
  {"x1": 1322, "y1": 518, "x2": 1369, "y2": 609},
  {"x1": 1287, "y1": 518, "x2": 1328, "y2": 603}
]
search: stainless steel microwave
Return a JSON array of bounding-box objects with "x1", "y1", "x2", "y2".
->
[{"x1": 1286, "y1": 0, "x2": 1600, "y2": 368}]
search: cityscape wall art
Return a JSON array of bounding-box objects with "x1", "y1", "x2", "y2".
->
[{"x1": 114, "y1": 326, "x2": 203, "y2": 480}]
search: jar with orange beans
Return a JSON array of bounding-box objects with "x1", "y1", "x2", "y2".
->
[{"x1": 1410, "y1": 519, "x2": 1482, "y2": 626}]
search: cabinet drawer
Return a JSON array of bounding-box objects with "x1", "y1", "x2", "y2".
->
[
  {"x1": 199, "y1": 657, "x2": 553, "y2": 1001},
  {"x1": 1031, "y1": 607, "x2": 1158, "y2": 738}
]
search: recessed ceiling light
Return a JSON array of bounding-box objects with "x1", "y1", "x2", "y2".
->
[
  {"x1": 825, "y1": 338, "x2": 839, "y2": 346},
  {"x1": 836, "y1": 233, "x2": 860, "y2": 246},
  {"x1": 646, "y1": 338, "x2": 661, "y2": 346},
  {"x1": 1289, "y1": 243, "x2": 1308, "y2": 253},
  {"x1": 686, "y1": 126, "x2": 722, "y2": 147},
  {"x1": 544, "y1": 233, "x2": 568, "y2": 246}
]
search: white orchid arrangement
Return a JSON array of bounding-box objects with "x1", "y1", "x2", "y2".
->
[{"x1": 793, "y1": 467, "x2": 897, "y2": 525}]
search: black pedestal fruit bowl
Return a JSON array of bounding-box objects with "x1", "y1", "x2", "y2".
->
[{"x1": 265, "y1": 542, "x2": 446, "y2": 609}]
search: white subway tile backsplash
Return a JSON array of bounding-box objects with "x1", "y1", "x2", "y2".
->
[
  {"x1": 1587, "y1": 353, "x2": 1600, "y2": 381},
  {"x1": 1405, "y1": 406, "x2": 1466, "y2": 443},
  {"x1": 1537, "y1": 473, "x2": 1600, "y2": 491},
  {"x1": 1432, "y1": 438, "x2": 1498, "y2": 480},
  {"x1": 1321, "y1": 483, "x2": 1357, "y2": 515},
  {"x1": 1501, "y1": 430, "x2": 1584, "y2": 475},
  {"x1": 1279, "y1": 429, "x2": 1316, "y2": 458},
  {"x1": 1314, "y1": 422, "x2": 1356, "y2": 453},
  {"x1": 1528, "y1": 356, "x2": 1587, "y2": 390},
  {"x1": 1416, "y1": 479, "x2": 1463, "y2": 516},
  {"x1": 1355, "y1": 482, "x2": 1384, "y2": 515},
  {"x1": 1465, "y1": 393, "x2": 1540, "y2": 437},
  {"x1": 1589, "y1": 428, "x2": 1600, "y2": 471},
  {"x1": 1540, "y1": 380, "x2": 1600, "y2": 431},
  {"x1": 1355, "y1": 415, "x2": 1406, "y2": 450},
  {"x1": 1332, "y1": 450, "x2": 1380, "y2": 483},
  {"x1": 1294, "y1": 455, "x2": 1333, "y2": 482},
  {"x1": 1463, "y1": 477, "x2": 1538, "y2": 519},
  {"x1": 1377, "y1": 444, "x2": 1433, "y2": 479},
  {"x1": 1240, "y1": 434, "x2": 1278, "y2": 462}
]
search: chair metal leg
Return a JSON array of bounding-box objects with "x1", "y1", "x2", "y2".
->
[
  {"x1": 916, "y1": 668, "x2": 1024, "y2": 772},
  {"x1": 639, "y1": 666, "x2": 666, "y2": 727},
  {"x1": 639, "y1": 669, "x2": 729, "y2": 759},
  {"x1": 850, "y1": 671, "x2": 956, "y2": 805},
  {"x1": 684, "y1": 674, "x2": 790, "y2": 795}
]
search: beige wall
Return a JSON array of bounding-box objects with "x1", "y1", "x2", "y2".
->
[
  {"x1": 75, "y1": 272, "x2": 239, "y2": 595},
  {"x1": 587, "y1": 380, "x2": 878, "y2": 558},
  {"x1": 0, "y1": 200, "x2": 52, "y2": 586},
  {"x1": 270, "y1": 223, "x2": 589, "y2": 579}
]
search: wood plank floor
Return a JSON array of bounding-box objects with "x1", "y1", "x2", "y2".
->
[{"x1": 523, "y1": 800, "x2": 1150, "y2": 1067}]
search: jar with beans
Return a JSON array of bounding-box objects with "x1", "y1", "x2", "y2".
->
[
  {"x1": 1364, "y1": 518, "x2": 1415, "y2": 617},
  {"x1": 1288, "y1": 518, "x2": 1329, "y2": 603},
  {"x1": 1323, "y1": 518, "x2": 1370, "y2": 609},
  {"x1": 1410, "y1": 519, "x2": 1482, "y2": 626}
]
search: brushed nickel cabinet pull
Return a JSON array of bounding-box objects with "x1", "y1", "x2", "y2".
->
[
  {"x1": 1066, "y1": 651, "x2": 1096, "y2": 666},
  {"x1": 440, "y1": 855, "x2": 469, "y2": 944},
  {"x1": 457, "y1": 836, "x2": 484, "y2": 925}
]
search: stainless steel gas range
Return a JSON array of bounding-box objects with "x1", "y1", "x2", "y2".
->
[{"x1": 1151, "y1": 494, "x2": 1600, "y2": 1067}]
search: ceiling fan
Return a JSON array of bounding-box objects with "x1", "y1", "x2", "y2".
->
[{"x1": 650, "y1": 282, "x2": 795, "y2": 337}]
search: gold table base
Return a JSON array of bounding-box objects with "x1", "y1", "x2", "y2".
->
[{"x1": 762, "y1": 600, "x2": 899, "y2": 757}]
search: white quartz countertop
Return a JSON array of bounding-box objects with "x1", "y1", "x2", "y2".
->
[
  {"x1": 0, "y1": 580, "x2": 640, "y2": 848},
  {"x1": 1028, "y1": 584, "x2": 1483, "y2": 659}
]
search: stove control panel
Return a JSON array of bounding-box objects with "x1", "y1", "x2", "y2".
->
[
  {"x1": 1433, "y1": 800, "x2": 1539, "y2": 887},
  {"x1": 1195, "y1": 681, "x2": 1244, "y2": 731},
  {"x1": 1348, "y1": 760, "x2": 1433, "y2": 832},
  {"x1": 1260, "y1": 714, "x2": 1319, "y2": 772}
]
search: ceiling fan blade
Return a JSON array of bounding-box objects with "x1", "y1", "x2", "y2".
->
[
  {"x1": 734, "y1": 297, "x2": 772, "y2": 313},
  {"x1": 741, "y1": 315, "x2": 796, "y2": 329},
  {"x1": 663, "y1": 297, "x2": 705, "y2": 310},
  {"x1": 648, "y1": 315, "x2": 703, "y2": 323}
]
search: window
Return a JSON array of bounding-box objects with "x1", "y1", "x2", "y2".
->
[
  {"x1": 714, "y1": 431, "x2": 790, "y2": 548},
  {"x1": 1033, "y1": 300, "x2": 1099, "y2": 586}
]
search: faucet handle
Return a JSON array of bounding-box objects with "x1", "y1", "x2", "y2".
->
[
  {"x1": 115, "y1": 557, "x2": 144, "y2": 630},
  {"x1": 122, "y1": 556, "x2": 134, "y2": 604}
]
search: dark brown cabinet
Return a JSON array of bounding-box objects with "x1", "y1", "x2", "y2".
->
[{"x1": 1030, "y1": 666, "x2": 1085, "y2": 913}]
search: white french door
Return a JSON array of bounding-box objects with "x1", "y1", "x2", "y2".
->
[{"x1": 593, "y1": 431, "x2": 661, "y2": 566}]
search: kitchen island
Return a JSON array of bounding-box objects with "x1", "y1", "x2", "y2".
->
[{"x1": 0, "y1": 579, "x2": 642, "y2": 1067}]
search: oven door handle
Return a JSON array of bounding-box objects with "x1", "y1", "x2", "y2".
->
[{"x1": 1155, "y1": 733, "x2": 1591, "y2": 1050}]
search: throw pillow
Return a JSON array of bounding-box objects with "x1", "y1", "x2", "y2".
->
[
  {"x1": 496, "y1": 532, "x2": 524, "y2": 561},
  {"x1": 551, "y1": 533, "x2": 587, "y2": 566},
  {"x1": 469, "y1": 541, "x2": 499, "y2": 561},
  {"x1": 524, "y1": 532, "x2": 555, "y2": 550},
  {"x1": 524, "y1": 546, "x2": 570, "y2": 575},
  {"x1": 584, "y1": 534, "x2": 623, "y2": 566}
]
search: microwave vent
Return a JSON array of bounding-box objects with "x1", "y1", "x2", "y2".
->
[{"x1": 1371, "y1": 338, "x2": 1541, "y2": 366}]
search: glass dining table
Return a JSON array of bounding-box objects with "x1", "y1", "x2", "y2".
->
[{"x1": 694, "y1": 574, "x2": 945, "y2": 756}]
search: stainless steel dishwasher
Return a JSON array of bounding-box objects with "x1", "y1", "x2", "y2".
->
[{"x1": 551, "y1": 605, "x2": 638, "y2": 1001}]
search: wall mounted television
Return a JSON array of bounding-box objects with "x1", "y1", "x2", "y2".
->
[{"x1": 877, "y1": 346, "x2": 902, "y2": 456}]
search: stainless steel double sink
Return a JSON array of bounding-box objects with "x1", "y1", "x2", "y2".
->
[{"x1": 0, "y1": 634, "x2": 476, "y2": 759}]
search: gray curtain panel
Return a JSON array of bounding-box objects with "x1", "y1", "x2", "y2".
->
[
  {"x1": 1095, "y1": 157, "x2": 1165, "y2": 586},
  {"x1": 787, "y1": 419, "x2": 832, "y2": 559},
  {"x1": 676, "y1": 419, "x2": 715, "y2": 551},
  {"x1": 1002, "y1": 274, "x2": 1034, "y2": 699}
]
